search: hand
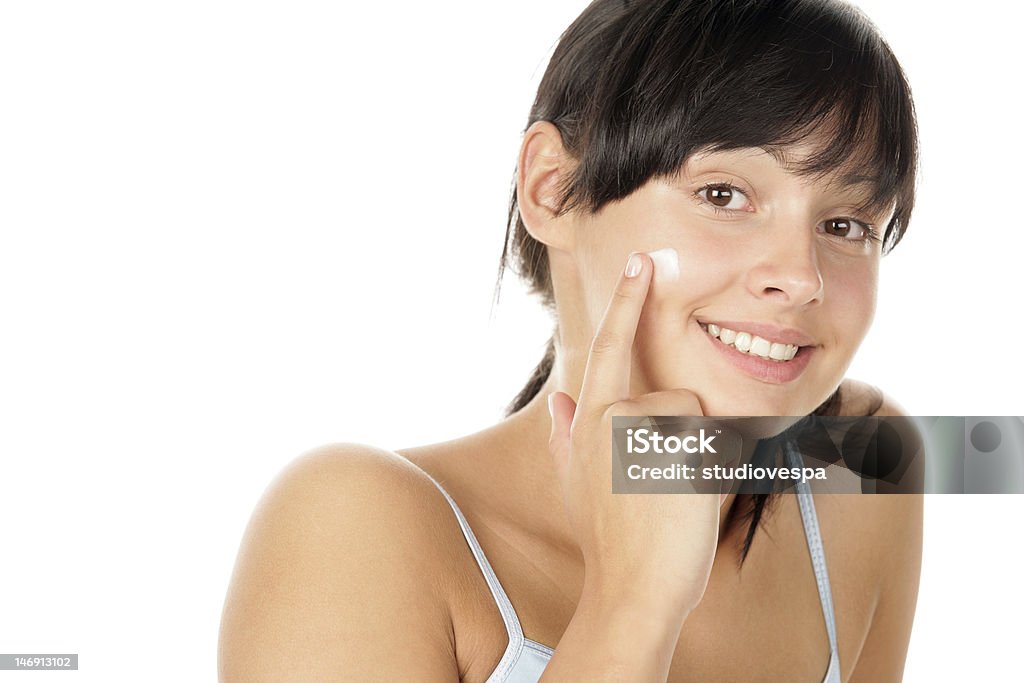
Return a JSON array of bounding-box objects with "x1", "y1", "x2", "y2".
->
[{"x1": 547, "y1": 251, "x2": 723, "y2": 615}]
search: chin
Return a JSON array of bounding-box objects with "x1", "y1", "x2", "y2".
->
[
  {"x1": 702, "y1": 397, "x2": 791, "y2": 417},
  {"x1": 700, "y1": 386, "x2": 822, "y2": 417},
  {"x1": 698, "y1": 394, "x2": 809, "y2": 441}
]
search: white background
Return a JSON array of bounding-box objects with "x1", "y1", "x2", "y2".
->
[{"x1": 1, "y1": 1, "x2": 1021, "y2": 680}]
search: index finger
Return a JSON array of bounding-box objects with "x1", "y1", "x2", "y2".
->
[{"x1": 577, "y1": 251, "x2": 654, "y2": 413}]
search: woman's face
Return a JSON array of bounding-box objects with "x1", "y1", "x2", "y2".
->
[{"x1": 569, "y1": 144, "x2": 892, "y2": 417}]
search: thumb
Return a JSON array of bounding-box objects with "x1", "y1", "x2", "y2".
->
[{"x1": 547, "y1": 392, "x2": 577, "y2": 484}]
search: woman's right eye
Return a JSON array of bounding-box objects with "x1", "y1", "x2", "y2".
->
[{"x1": 696, "y1": 183, "x2": 752, "y2": 212}]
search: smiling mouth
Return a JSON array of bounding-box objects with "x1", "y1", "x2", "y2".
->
[{"x1": 698, "y1": 323, "x2": 808, "y2": 362}]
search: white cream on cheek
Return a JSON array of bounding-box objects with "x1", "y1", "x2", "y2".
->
[{"x1": 647, "y1": 247, "x2": 680, "y2": 283}]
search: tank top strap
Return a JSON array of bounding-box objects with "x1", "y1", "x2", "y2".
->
[
  {"x1": 413, "y1": 465, "x2": 528, "y2": 679},
  {"x1": 783, "y1": 440, "x2": 841, "y2": 670}
]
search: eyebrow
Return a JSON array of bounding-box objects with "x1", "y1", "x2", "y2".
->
[
  {"x1": 833, "y1": 172, "x2": 879, "y2": 191},
  {"x1": 759, "y1": 145, "x2": 881, "y2": 190},
  {"x1": 825, "y1": 174, "x2": 881, "y2": 200}
]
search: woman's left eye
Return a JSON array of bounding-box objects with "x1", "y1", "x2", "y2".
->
[
  {"x1": 819, "y1": 217, "x2": 874, "y2": 241},
  {"x1": 697, "y1": 183, "x2": 751, "y2": 211}
]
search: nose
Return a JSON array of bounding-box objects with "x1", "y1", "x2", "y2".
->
[{"x1": 744, "y1": 232, "x2": 824, "y2": 306}]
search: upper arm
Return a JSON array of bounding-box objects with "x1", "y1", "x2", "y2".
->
[
  {"x1": 848, "y1": 392, "x2": 924, "y2": 683},
  {"x1": 218, "y1": 445, "x2": 461, "y2": 682}
]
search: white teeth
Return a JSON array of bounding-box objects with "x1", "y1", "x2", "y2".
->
[
  {"x1": 701, "y1": 323, "x2": 802, "y2": 362},
  {"x1": 750, "y1": 337, "x2": 771, "y2": 357}
]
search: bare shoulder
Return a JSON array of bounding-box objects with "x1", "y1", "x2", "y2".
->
[
  {"x1": 838, "y1": 377, "x2": 885, "y2": 415},
  {"x1": 218, "y1": 443, "x2": 465, "y2": 682}
]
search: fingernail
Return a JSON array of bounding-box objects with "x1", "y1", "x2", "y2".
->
[
  {"x1": 625, "y1": 253, "x2": 643, "y2": 278},
  {"x1": 547, "y1": 393, "x2": 556, "y2": 419}
]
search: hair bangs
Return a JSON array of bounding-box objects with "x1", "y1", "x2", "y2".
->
[{"x1": 554, "y1": 0, "x2": 917, "y2": 253}]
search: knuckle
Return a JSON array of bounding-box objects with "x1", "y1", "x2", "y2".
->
[
  {"x1": 611, "y1": 285, "x2": 634, "y2": 304},
  {"x1": 627, "y1": 390, "x2": 704, "y2": 417},
  {"x1": 668, "y1": 389, "x2": 705, "y2": 414},
  {"x1": 603, "y1": 399, "x2": 640, "y2": 420},
  {"x1": 606, "y1": 287, "x2": 635, "y2": 314},
  {"x1": 589, "y1": 330, "x2": 624, "y2": 357}
]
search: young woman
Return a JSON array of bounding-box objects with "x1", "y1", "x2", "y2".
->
[{"x1": 220, "y1": 1, "x2": 923, "y2": 680}]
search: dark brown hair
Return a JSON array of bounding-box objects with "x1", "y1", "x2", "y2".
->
[{"x1": 496, "y1": 0, "x2": 914, "y2": 564}]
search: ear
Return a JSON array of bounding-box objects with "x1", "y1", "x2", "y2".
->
[{"x1": 517, "y1": 121, "x2": 576, "y2": 251}]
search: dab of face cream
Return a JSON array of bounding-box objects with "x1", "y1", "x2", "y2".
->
[{"x1": 647, "y1": 247, "x2": 679, "y2": 283}]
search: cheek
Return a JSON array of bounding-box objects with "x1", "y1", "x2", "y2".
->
[
  {"x1": 575, "y1": 238, "x2": 631, "y2": 326},
  {"x1": 647, "y1": 234, "x2": 739, "y2": 306},
  {"x1": 824, "y1": 264, "x2": 878, "y2": 342},
  {"x1": 577, "y1": 204, "x2": 703, "y2": 324}
]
